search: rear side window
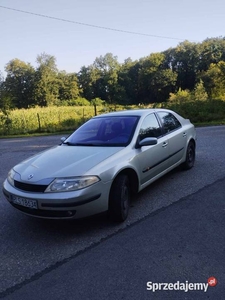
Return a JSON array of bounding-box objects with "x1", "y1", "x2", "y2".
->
[{"x1": 157, "y1": 112, "x2": 181, "y2": 133}]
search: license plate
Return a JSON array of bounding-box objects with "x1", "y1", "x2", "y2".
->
[{"x1": 11, "y1": 196, "x2": 38, "y2": 209}]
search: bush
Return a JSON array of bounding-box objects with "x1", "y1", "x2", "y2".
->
[
  {"x1": 67, "y1": 98, "x2": 91, "y2": 106},
  {"x1": 165, "y1": 99, "x2": 225, "y2": 123}
]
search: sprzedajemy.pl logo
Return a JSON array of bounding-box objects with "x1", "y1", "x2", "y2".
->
[{"x1": 146, "y1": 277, "x2": 217, "y2": 293}]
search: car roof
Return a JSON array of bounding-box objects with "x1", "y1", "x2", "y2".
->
[{"x1": 95, "y1": 108, "x2": 173, "y2": 118}]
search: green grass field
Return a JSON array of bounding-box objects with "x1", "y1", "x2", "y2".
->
[
  {"x1": 0, "y1": 104, "x2": 133, "y2": 136},
  {"x1": 1, "y1": 100, "x2": 225, "y2": 137}
]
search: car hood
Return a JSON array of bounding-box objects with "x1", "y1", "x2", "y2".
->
[{"x1": 14, "y1": 145, "x2": 124, "y2": 183}]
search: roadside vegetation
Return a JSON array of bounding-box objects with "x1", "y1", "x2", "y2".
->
[
  {"x1": 1, "y1": 100, "x2": 225, "y2": 136},
  {"x1": 1, "y1": 37, "x2": 225, "y2": 136}
]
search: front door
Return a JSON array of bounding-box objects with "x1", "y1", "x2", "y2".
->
[{"x1": 136, "y1": 113, "x2": 170, "y2": 187}]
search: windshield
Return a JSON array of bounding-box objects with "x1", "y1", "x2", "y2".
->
[{"x1": 63, "y1": 116, "x2": 139, "y2": 146}]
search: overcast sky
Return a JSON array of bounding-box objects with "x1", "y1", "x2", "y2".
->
[{"x1": 0, "y1": 0, "x2": 224, "y2": 76}]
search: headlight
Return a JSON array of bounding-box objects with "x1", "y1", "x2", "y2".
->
[
  {"x1": 7, "y1": 169, "x2": 16, "y2": 186},
  {"x1": 45, "y1": 176, "x2": 100, "y2": 193}
]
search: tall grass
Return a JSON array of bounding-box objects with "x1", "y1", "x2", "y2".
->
[
  {"x1": 0, "y1": 106, "x2": 99, "y2": 136},
  {"x1": 1, "y1": 100, "x2": 225, "y2": 136}
]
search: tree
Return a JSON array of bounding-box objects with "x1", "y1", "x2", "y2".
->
[
  {"x1": 4, "y1": 59, "x2": 35, "y2": 108},
  {"x1": 200, "y1": 61, "x2": 225, "y2": 99},
  {"x1": 91, "y1": 97, "x2": 104, "y2": 115},
  {"x1": 78, "y1": 66, "x2": 95, "y2": 100},
  {"x1": 169, "y1": 88, "x2": 191, "y2": 104},
  {"x1": 192, "y1": 80, "x2": 208, "y2": 101},
  {"x1": 199, "y1": 37, "x2": 225, "y2": 71},
  {"x1": 0, "y1": 71, "x2": 4, "y2": 83},
  {"x1": 36, "y1": 53, "x2": 58, "y2": 72},
  {"x1": 58, "y1": 71, "x2": 81, "y2": 101},
  {"x1": 0, "y1": 71, "x2": 11, "y2": 111},
  {"x1": 164, "y1": 41, "x2": 200, "y2": 91},
  {"x1": 92, "y1": 53, "x2": 120, "y2": 103},
  {"x1": 34, "y1": 53, "x2": 59, "y2": 106},
  {"x1": 138, "y1": 53, "x2": 177, "y2": 103},
  {"x1": 117, "y1": 58, "x2": 140, "y2": 104}
]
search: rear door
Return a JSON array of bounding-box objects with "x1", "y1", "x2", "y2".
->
[{"x1": 157, "y1": 111, "x2": 187, "y2": 166}]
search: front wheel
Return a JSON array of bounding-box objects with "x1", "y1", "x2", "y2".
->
[
  {"x1": 108, "y1": 174, "x2": 130, "y2": 222},
  {"x1": 182, "y1": 141, "x2": 195, "y2": 170}
]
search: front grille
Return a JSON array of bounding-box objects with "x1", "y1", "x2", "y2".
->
[{"x1": 14, "y1": 180, "x2": 48, "y2": 192}]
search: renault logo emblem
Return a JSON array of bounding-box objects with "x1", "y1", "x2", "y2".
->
[{"x1": 28, "y1": 174, "x2": 34, "y2": 180}]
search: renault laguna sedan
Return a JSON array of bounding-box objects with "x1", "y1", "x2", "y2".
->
[{"x1": 3, "y1": 109, "x2": 196, "y2": 222}]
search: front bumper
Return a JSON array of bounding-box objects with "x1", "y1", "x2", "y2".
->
[{"x1": 3, "y1": 179, "x2": 111, "y2": 219}]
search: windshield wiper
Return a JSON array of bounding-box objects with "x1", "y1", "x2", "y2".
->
[
  {"x1": 62, "y1": 142, "x2": 97, "y2": 146},
  {"x1": 74, "y1": 143, "x2": 97, "y2": 146},
  {"x1": 62, "y1": 141, "x2": 77, "y2": 146}
]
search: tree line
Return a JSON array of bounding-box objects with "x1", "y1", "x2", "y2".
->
[{"x1": 1, "y1": 37, "x2": 225, "y2": 111}]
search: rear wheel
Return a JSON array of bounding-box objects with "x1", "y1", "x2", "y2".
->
[
  {"x1": 182, "y1": 141, "x2": 195, "y2": 170},
  {"x1": 108, "y1": 174, "x2": 130, "y2": 222}
]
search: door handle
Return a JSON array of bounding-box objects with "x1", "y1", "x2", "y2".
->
[
  {"x1": 183, "y1": 132, "x2": 187, "y2": 137},
  {"x1": 162, "y1": 142, "x2": 168, "y2": 148}
]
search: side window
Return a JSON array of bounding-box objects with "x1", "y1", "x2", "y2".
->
[
  {"x1": 157, "y1": 112, "x2": 181, "y2": 133},
  {"x1": 139, "y1": 113, "x2": 162, "y2": 141}
]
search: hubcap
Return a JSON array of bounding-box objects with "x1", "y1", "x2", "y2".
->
[
  {"x1": 121, "y1": 186, "x2": 129, "y2": 211},
  {"x1": 188, "y1": 147, "x2": 194, "y2": 163}
]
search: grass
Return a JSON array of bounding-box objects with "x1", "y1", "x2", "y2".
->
[
  {"x1": 0, "y1": 106, "x2": 100, "y2": 136},
  {"x1": 1, "y1": 100, "x2": 225, "y2": 137}
]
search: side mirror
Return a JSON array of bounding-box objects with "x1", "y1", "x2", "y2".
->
[
  {"x1": 60, "y1": 137, "x2": 66, "y2": 143},
  {"x1": 137, "y1": 137, "x2": 158, "y2": 148}
]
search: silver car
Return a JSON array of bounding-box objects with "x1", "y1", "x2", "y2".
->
[{"x1": 3, "y1": 109, "x2": 196, "y2": 222}]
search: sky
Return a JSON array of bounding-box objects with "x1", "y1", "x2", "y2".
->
[{"x1": 0, "y1": 0, "x2": 225, "y2": 77}]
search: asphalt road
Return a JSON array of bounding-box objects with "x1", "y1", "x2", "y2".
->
[{"x1": 0, "y1": 126, "x2": 225, "y2": 299}]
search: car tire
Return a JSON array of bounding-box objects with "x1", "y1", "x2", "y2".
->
[
  {"x1": 182, "y1": 141, "x2": 195, "y2": 170},
  {"x1": 108, "y1": 174, "x2": 130, "y2": 222}
]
